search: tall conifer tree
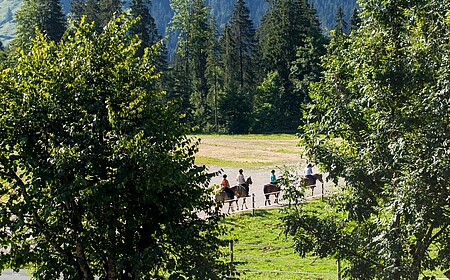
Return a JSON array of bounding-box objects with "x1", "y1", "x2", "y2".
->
[
  {"x1": 169, "y1": 0, "x2": 216, "y2": 129},
  {"x1": 70, "y1": 0, "x2": 121, "y2": 31},
  {"x1": 350, "y1": 7, "x2": 362, "y2": 32},
  {"x1": 334, "y1": 6, "x2": 348, "y2": 36},
  {"x1": 15, "y1": 0, "x2": 66, "y2": 44},
  {"x1": 69, "y1": 0, "x2": 101, "y2": 32},
  {"x1": 129, "y1": 0, "x2": 161, "y2": 55},
  {"x1": 98, "y1": 0, "x2": 122, "y2": 28},
  {"x1": 255, "y1": 0, "x2": 325, "y2": 132},
  {"x1": 222, "y1": 0, "x2": 256, "y2": 91},
  {"x1": 219, "y1": 0, "x2": 256, "y2": 133}
]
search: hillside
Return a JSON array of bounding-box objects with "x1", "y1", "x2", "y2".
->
[{"x1": 0, "y1": 0, "x2": 357, "y2": 47}]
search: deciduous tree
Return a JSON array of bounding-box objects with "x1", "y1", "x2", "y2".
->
[
  {"x1": 284, "y1": 0, "x2": 450, "y2": 279},
  {"x1": 0, "y1": 15, "x2": 234, "y2": 279}
]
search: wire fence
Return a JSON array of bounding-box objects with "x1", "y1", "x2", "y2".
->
[
  {"x1": 218, "y1": 183, "x2": 327, "y2": 215},
  {"x1": 228, "y1": 240, "x2": 341, "y2": 279}
]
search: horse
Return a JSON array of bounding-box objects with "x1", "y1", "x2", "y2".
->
[
  {"x1": 215, "y1": 188, "x2": 236, "y2": 214},
  {"x1": 302, "y1": 173, "x2": 323, "y2": 196},
  {"x1": 230, "y1": 177, "x2": 252, "y2": 211},
  {"x1": 263, "y1": 183, "x2": 281, "y2": 206}
]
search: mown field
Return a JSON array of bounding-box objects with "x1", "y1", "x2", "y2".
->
[{"x1": 194, "y1": 134, "x2": 302, "y2": 168}]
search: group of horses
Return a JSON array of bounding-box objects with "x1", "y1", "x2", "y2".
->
[{"x1": 215, "y1": 173, "x2": 323, "y2": 213}]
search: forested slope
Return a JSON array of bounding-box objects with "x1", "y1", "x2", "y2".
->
[{"x1": 0, "y1": 0, "x2": 357, "y2": 45}]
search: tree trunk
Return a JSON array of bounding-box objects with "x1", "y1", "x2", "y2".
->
[
  {"x1": 76, "y1": 242, "x2": 95, "y2": 280},
  {"x1": 104, "y1": 257, "x2": 117, "y2": 280}
]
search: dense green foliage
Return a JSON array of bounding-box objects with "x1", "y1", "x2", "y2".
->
[
  {"x1": 0, "y1": 15, "x2": 234, "y2": 279},
  {"x1": 283, "y1": 0, "x2": 450, "y2": 279},
  {"x1": 254, "y1": 0, "x2": 327, "y2": 132},
  {"x1": 0, "y1": 0, "x2": 361, "y2": 135},
  {"x1": 218, "y1": 0, "x2": 256, "y2": 133},
  {"x1": 0, "y1": 0, "x2": 357, "y2": 53}
]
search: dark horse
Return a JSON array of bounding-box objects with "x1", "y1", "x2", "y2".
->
[
  {"x1": 230, "y1": 177, "x2": 252, "y2": 211},
  {"x1": 302, "y1": 173, "x2": 323, "y2": 196},
  {"x1": 263, "y1": 183, "x2": 281, "y2": 206}
]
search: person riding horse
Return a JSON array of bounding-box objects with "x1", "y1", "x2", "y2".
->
[
  {"x1": 264, "y1": 170, "x2": 280, "y2": 206},
  {"x1": 221, "y1": 174, "x2": 234, "y2": 199},
  {"x1": 236, "y1": 169, "x2": 249, "y2": 194},
  {"x1": 304, "y1": 163, "x2": 316, "y2": 185},
  {"x1": 270, "y1": 169, "x2": 277, "y2": 186}
]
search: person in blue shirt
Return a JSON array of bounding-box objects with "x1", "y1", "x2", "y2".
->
[{"x1": 270, "y1": 169, "x2": 277, "y2": 185}]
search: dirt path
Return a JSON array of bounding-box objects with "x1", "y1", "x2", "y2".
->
[
  {"x1": 206, "y1": 164, "x2": 335, "y2": 213},
  {"x1": 195, "y1": 135, "x2": 338, "y2": 213}
]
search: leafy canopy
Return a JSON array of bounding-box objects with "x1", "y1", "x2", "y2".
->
[
  {"x1": 0, "y1": 14, "x2": 234, "y2": 280},
  {"x1": 284, "y1": 1, "x2": 450, "y2": 279}
]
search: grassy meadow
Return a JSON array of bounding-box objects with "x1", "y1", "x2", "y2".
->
[
  {"x1": 204, "y1": 134, "x2": 448, "y2": 280},
  {"x1": 222, "y1": 206, "x2": 338, "y2": 280}
]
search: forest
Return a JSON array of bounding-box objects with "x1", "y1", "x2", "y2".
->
[{"x1": 0, "y1": 0, "x2": 358, "y2": 134}]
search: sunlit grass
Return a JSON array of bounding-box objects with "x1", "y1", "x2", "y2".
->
[{"x1": 222, "y1": 206, "x2": 338, "y2": 280}]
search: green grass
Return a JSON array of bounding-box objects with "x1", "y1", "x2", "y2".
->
[
  {"x1": 221, "y1": 206, "x2": 337, "y2": 280},
  {"x1": 221, "y1": 206, "x2": 449, "y2": 280}
]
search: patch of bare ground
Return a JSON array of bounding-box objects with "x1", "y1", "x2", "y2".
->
[{"x1": 195, "y1": 135, "x2": 302, "y2": 166}]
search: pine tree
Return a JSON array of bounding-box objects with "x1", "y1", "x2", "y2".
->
[
  {"x1": 257, "y1": 0, "x2": 310, "y2": 80},
  {"x1": 223, "y1": 0, "x2": 256, "y2": 91},
  {"x1": 98, "y1": 0, "x2": 122, "y2": 28},
  {"x1": 15, "y1": 0, "x2": 66, "y2": 45},
  {"x1": 129, "y1": 0, "x2": 161, "y2": 55},
  {"x1": 169, "y1": 0, "x2": 216, "y2": 129},
  {"x1": 70, "y1": 0, "x2": 121, "y2": 31},
  {"x1": 69, "y1": 0, "x2": 100, "y2": 30},
  {"x1": 205, "y1": 18, "x2": 223, "y2": 132},
  {"x1": 350, "y1": 7, "x2": 362, "y2": 32},
  {"x1": 218, "y1": 0, "x2": 256, "y2": 133},
  {"x1": 255, "y1": 0, "x2": 325, "y2": 132},
  {"x1": 334, "y1": 6, "x2": 348, "y2": 36}
]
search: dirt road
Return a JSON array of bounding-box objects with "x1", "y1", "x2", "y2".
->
[{"x1": 206, "y1": 164, "x2": 335, "y2": 213}]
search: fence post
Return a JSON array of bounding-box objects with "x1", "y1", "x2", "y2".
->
[
  {"x1": 337, "y1": 259, "x2": 341, "y2": 280},
  {"x1": 229, "y1": 240, "x2": 234, "y2": 263},
  {"x1": 321, "y1": 182, "x2": 324, "y2": 200},
  {"x1": 252, "y1": 193, "x2": 255, "y2": 215}
]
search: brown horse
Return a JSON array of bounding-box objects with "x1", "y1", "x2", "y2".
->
[
  {"x1": 215, "y1": 189, "x2": 236, "y2": 214},
  {"x1": 302, "y1": 173, "x2": 323, "y2": 195},
  {"x1": 263, "y1": 183, "x2": 281, "y2": 206},
  {"x1": 230, "y1": 177, "x2": 252, "y2": 211}
]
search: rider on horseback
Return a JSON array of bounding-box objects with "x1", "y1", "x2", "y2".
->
[
  {"x1": 221, "y1": 174, "x2": 234, "y2": 199},
  {"x1": 304, "y1": 163, "x2": 316, "y2": 184},
  {"x1": 236, "y1": 169, "x2": 249, "y2": 194},
  {"x1": 270, "y1": 169, "x2": 277, "y2": 186}
]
